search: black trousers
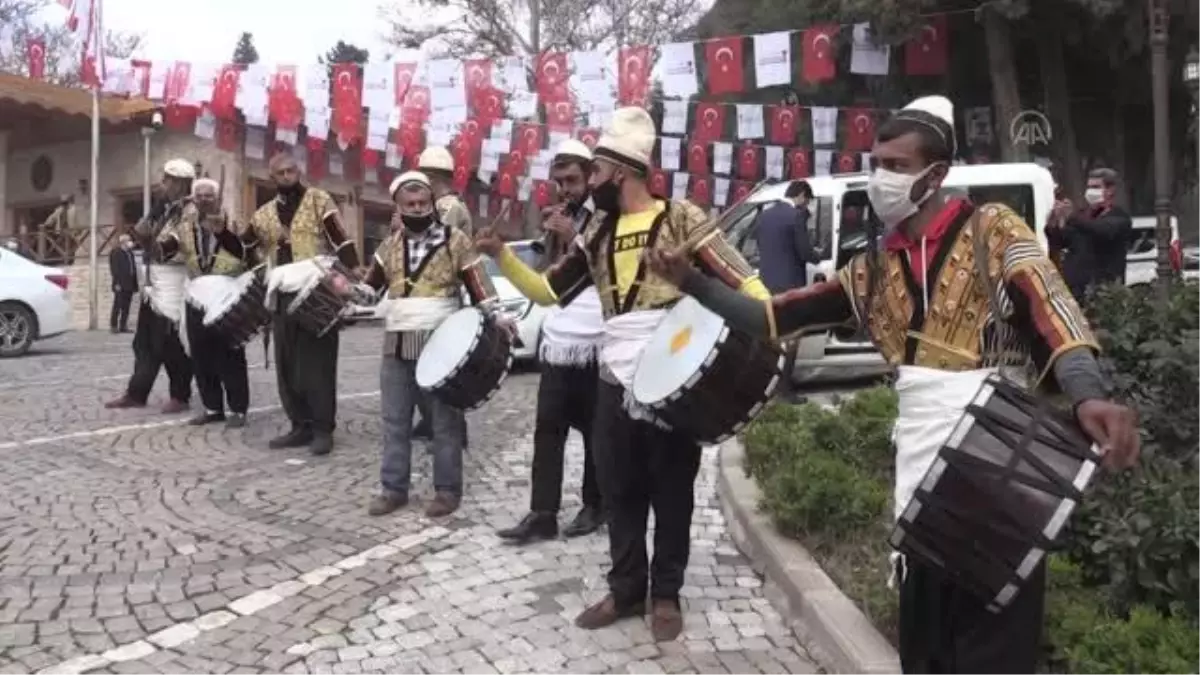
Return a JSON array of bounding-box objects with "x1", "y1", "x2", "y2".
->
[
  {"x1": 273, "y1": 307, "x2": 339, "y2": 434},
  {"x1": 899, "y1": 558, "x2": 1046, "y2": 674},
  {"x1": 110, "y1": 290, "x2": 133, "y2": 331},
  {"x1": 530, "y1": 363, "x2": 602, "y2": 514},
  {"x1": 186, "y1": 305, "x2": 249, "y2": 415},
  {"x1": 126, "y1": 300, "x2": 192, "y2": 404},
  {"x1": 595, "y1": 380, "x2": 702, "y2": 608}
]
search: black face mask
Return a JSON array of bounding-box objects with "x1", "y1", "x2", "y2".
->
[
  {"x1": 591, "y1": 179, "x2": 621, "y2": 214},
  {"x1": 276, "y1": 183, "x2": 304, "y2": 201},
  {"x1": 402, "y1": 213, "x2": 435, "y2": 233}
]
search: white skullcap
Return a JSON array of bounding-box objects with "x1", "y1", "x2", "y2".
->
[
  {"x1": 595, "y1": 107, "x2": 656, "y2": 172},
  {"x1": 903, "y1": 96, "x2": 954, "y2": 127},
  {"x1": 163, "y1": 158, "x2": 196, "y2": 179},
  {"x1": 192, "y1": 178, "x2": 219, "y2": 194},
  {"x1": 895, "y1": 95, "x2": 956, "y2": 155},
  {"x1": 554, "y1": 139, "x2": 593, "y2": 163},
  {"x1": 389, "y1": 171, "x2": 432, "y2": 198},
  {"x1": 417, "y1": 146, "x2": 454, "y2": 173}
]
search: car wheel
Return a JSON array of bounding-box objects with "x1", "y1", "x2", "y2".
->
[{"x1": 0, "y1": 302, "x2": 36, "y2": 357}]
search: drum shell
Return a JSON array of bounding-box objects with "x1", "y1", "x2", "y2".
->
[
  {"x1": 645, "y1": 325, "x2": 783, "y2": 445},
  {"x1": 208, "y1": 267, "x2": 271, "y2": 347},
  {"x1": 418, "y1": 309, "x2": 513, "y2": 411}
]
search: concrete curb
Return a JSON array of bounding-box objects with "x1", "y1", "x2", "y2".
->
[{"x1": 716, "y1": 437, "x2": 901, "y2": 674}]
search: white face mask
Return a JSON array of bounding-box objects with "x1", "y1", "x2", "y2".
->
[
  {"x1": 866, "y1": 165, "x2": 939, "y2": 230},
  {"x1": 1084, "y1": 188, "x2": 1105, "y2": 205}
]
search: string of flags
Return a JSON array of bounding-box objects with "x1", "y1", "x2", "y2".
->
[{"x1": 8, "y1": 8, "x2": 977, "y2": 212}]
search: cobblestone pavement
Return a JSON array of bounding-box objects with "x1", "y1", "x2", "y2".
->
[{"x1": 0, "y1": 329, "x2": 820, "y2": 674}]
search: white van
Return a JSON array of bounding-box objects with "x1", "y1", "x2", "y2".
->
[{"x1": 719, "y1": 163, "x2": 1057, "y2": 382}]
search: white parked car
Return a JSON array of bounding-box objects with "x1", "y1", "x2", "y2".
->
[
  {"x1": 1123, "y1": 216, "x2": 1198, "y2": 286},
  {"x1": 0, "y1": 247, "x2": 72, "y2": 357}
]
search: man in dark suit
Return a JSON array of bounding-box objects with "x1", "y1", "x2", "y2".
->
[
  {"x1": 109, "y1": 233, "x2": 138, "y2": 333},
  {"x1": 755, "y1": 180, "x2": 817, "y2": 398},
  {"x1": 1047, "y1": 167, "x2": 1133, "y2": 305}
]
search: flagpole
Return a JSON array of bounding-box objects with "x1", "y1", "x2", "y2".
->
[{"x1": 88, "y1": 86, "x2": 100, "y2": 331}]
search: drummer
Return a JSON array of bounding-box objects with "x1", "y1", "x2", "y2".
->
[
  {"x1": 235, "y1": 153, "x2": 361, "y2": 456},
  {"x1": 360, "y1": 171, "x2": 504, "y2": 519},
  {"x1": 158, "y1": 177, "x2": 250, "y2": 428},
  {"x1": 474, "y1": 107, "x2": 769, "y2": 641},
  {"x1": 644, "y1": 96, "x2": 1140, "y2": 672}
]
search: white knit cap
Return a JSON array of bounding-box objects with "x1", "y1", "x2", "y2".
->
[
  {"x1": 192, "y1": 177, "x2": 219, "y2": 195},
  {"x1": 553, "y1": 139, "x2": 593, "y2": 163},
  {"x1": 896, "y1": 95, "x2": 956, "y2": 154},
  {"x1": 389, "y1": 171, "x2": 432, "y2": 199},
  {"x1": 594, "y1": 107, "x2": 656, "y2": 172},
  {"x1": 417, "y1": 146, "x2": 454, "y2": 173},
  {"x1": 163, "y1": 158, "x2": 196, "y2": 179}
]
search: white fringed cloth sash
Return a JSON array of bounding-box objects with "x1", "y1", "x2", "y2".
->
[
  {"x1": 600, "y1": 309, "x2": 670, "y2": 428},
  {"x1": 540, "y1": 286, "x2": 604, "y2": 367},
  {"x1": 144, "y1": 264, "x2": 187, "y2": 325},
  {"x1": 377, "y1": 296, "x2": 461, "y2": 359}
]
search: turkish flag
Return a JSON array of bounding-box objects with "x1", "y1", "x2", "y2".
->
[
  {"x1": 401, "y1": 85, "x2": 430, "y2": 125},
  {"x1": 618, "y1": 45, "x2": 651, "y2": 105},
  {"x1": 802, "y1": 25, "x2": 839, "y2": 83},
  {"x1": 704, "y1": 37, "x2": 745, "y2": 94},
  {"x1": 453, "y1": 164, "x2": 471, "y2": 192},
  {"x1": 270, "y1": 65, "x2": 303, "y2": 130},
  {"x1": 545, "y1": 99, "x2": 575, "y2": 133},
  {"x1": 533, "y1": 180, "x2": 556, "y2": 208},
  {"x1": 363, "y1": 149, "x2": 381, "y2": 168},
  {"x1": 463, "y1": 58, "x2": 493, "y2": 96},
  {"x1": 459, "y1": 118, "x2": 485, "y2": 157},
  {"x1": 649, "y1": 169, "x2": 669, "y2": 197},
  {"x1": 835, "y1": 152, "x2": 859, "y2": 174},
  {"x1": 731, "y1": 180, "x2": 754, "y2": 204},
  {"x1": 393, "y1": 61, "x2": 419, "y2": 106},
  {"x1": 306, "y1": 138, "x2": 327, "y2": 181},
  {"x1": 210, "y1": 65, "x2": 240, "y2": 119},
  {"x1": 472, "y1": 86, "x2": 506, "y2": 126},
  {"x1": 501, "y1": 151, "x2": 528, "y2": 178},
  {"x1": 163, "y1": 103, "x2": 198, "y2": 131},
  {"x1": 844, "y1": 109, "x2": 876, "y2": 151},
  {"x1": 693, "y1": 102, "x2": 725, "y2": 143},
  {"x1": 165, "y1": 61, "x2": 192, "y2": 101},
  {"x1": 535, "y1": 51, "x2": 570, "y2": 102},
  {"x1": 906, "y1": 15, "x2": 948, "y2": 76},
  {"x1": 513, "y1": 122, "x2": 543, "y2": 157},
  {"x1": 331, "y1": 63, "x2": 364, "y2": 143},
  {"x1": 496, "y1": 164, "x2": 519, "y2": 198},
  {"x1": 768, "y1": 104, "x2": 801, "y2": 145},
  {"x1": 686, "y1": 140, "x2": 709, "y2": 175},
  {"x1": 397, "y1": 123, "x2": 424, "y2": 167},
  {"x1": 787, "y1": 148, "x2": 811, "y2": 179},
  {"x1": 737, "y1": 143, "x2": 760, "y2": 180},
  {"x1": 577, "y1": 128, "x2": 601, "y2": 149},
  {"x1": 690, "y1": 175, "x2": 712, "y2": 205},
  {"x1": 26, "y1": 38, "x2": 46, "y2": 80},
  {"x1": 216, "y1": 119, "x2": 240, "y2": 151}
]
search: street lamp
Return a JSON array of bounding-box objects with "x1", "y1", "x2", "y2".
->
[
  {"x1": 1184, "y1": 46, "x2": 1199, "y2": 95},
  {"x1": 1147, "y1": 0, "x2": 1173, "y2": 292}
]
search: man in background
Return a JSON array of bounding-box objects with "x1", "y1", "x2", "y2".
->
[
  {"x1": 40, "y1": 194, "x2": 77, "y2": 265},
  {"x1": 109, "y1": 234, "x2": 138, "y2": 333},
  {"x1": 755, "y1": 180, "x2": 817, "y2": 399},
  {"x1": 1047, "y1": 167, "x2": 1132, "y2": 304}
]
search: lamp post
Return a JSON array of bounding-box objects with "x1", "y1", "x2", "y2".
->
[
  {"x1": 1147, "y1": 0, "x2": 1173, "y2": 293},
  {"x1": 1185, "y1": 46, "x2": 1199, "y2": 142}
]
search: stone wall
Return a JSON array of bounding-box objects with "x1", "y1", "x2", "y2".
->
[{"x1": 65, "y1": 256, "x2": 142, "y2": 331}]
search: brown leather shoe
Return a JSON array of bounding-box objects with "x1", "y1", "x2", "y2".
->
[
  {"x1": 650, "y1": 598, "x2": 684, "y2": 642},
  {"x1": 574, "y1": 595, "x2": 645, "y2": 630},
  {"x1": 104, "y1": 395, "x2": 145, "y2": 409},
  {"x1": 424, "y1": 491, "x2": 460, "y2": 518},
  {"x1": 160, "y1": 399, "x2": 189, "y2": 414},
  {"x1": 367, "y1": 492, "x2": 409, "y2": 517}
]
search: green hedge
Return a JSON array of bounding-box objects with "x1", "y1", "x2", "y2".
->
[{"x1": 740, "y1": 281, "x2": 1200, "y2": 674}]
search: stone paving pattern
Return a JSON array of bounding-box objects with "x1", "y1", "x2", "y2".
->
[{"x1": 0, "y1": 329, "x2": 820, "y2": 674}]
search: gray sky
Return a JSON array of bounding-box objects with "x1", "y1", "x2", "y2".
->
[{"x1": 98, "y1": 0, "x2": 398, "y2": 64}]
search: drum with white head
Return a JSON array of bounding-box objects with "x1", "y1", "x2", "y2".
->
[
  {"x1": 415, "y1": 307, "x2": 513, "y2": 411},
  {"x1": 268, "y1": 257, "x2": 364, "y2": 336},
  {"x1": 889, "y1": 375, "x2": 1101, "y2": 613},
  {"x1": 632, "y1": 296, "x2": 784, "y2": 445},
  {"x1": 191, "y1": 265, "x2": 270, "y2": 346},
  {"x1": 145, "y1": 263, "x2": 188, "y2": 323}
]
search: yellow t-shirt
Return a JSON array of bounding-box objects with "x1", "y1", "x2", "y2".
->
[{"x1": 611, "y1": 202, "x2": 665, "y2": 303}]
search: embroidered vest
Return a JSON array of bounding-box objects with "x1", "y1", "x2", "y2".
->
[
  {"x1": 377, "y1": 227, "x2": 476, "y2": 299},
  {"x1": 252, "y1": 188, "x2": 336, "y2": 264},
  {"x1": 171, "y1": 205, "x2": 244, "y2": 277}
]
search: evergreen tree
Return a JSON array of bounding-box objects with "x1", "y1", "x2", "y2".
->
[{"x1": 232, "y1": 31, "x2": 259, "y2": 65}]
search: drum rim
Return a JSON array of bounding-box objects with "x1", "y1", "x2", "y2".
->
[
  {"x1": 415, "y1": 307, "x2": 487, "y2": 390},
  {"x1": 632, "y1": 299, "x2": 731, "y2": 406}
]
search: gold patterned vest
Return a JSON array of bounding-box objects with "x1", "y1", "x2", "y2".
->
[
  {"x1": 169, "y1": 204, "x2": 244, "y2": 277},
  {"x1": 376, "y1": 227, "x2": 479, "y2": 298},
  {"x1": 251, "y1": 188, "x2": 338, "y2": 264}
]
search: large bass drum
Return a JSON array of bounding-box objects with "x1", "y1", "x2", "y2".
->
[
  {"x1": 632, "y1": 296, "x2": 784, "y2": 445},
  {"x1": 192, "y1": 265, "x2": 271, "y2": 346},
  {"x1": 889, "y1": 375, "x2": 1101, "y2": 613},
  {"x1": 415, "y1": 307, "x2": 513, "y2": 411}
]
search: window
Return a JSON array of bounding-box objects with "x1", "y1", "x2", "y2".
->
[{"x1": 959, "y1": 184, "x2": 1035, "y2": 226}]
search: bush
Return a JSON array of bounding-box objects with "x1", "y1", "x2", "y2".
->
[{"x1": 761, "y1": 451, "x2": 889, "y2": 536}]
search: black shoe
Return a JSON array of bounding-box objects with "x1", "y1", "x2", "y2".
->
[
  {"x1": 367, "y1": 492, "x2": 409, "y2": 516},
  {"x1": 188, "y1": 411, "x2": 226, "y2": 426},
  {"x1": 497, "y1": 512, "x2": 558, "y2": 544},
  {"x1": 268, "y1": 427, "x2": 313, "y2": 449},
  {"x1": 225, "y1": 413, "x2": 247, "y2": 429},
  {"x1": 562, "y1": 506, "x2": 604, "y2": 538},
  {"x1": 309, "y1": 433, "x2": 333, "y2": 456},
  {"x1": 412, "y1": 420, "x2": 432, "y2": 440}
]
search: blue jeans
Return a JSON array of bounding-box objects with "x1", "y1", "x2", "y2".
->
[{"x1": 379, "y1": 356, "x2": 466, "y2": 497}]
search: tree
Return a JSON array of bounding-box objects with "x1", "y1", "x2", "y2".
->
[
  {"x1": 322, "y1": 40, "x2": 370, "y2": 66},
  {"x1": 0, "y1": 0, "x2": 142, "y2": 85},
  {"x1": 379, "y1": 0, "x2": 706, "y2": 59},
  {"x1": 231, "y1": 31, "x2": 259, "y2": 65}
]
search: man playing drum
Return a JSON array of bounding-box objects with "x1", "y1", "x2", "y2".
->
[
  {"x1": 475, "y1": 107, "x2": 769, "y2": 641},
  {"x1": 158, "y1": 178, "x2": 251, "y2": 428},
  {"x1": 234, "y1": 153, "x2": 361, "y2": 456},
  {"x1": 105, "y1": 159, "x2": 194, "y2": 414},
  {"x1": 361, "y1": 171, "x2": 501, "y2": 519},
  {"x1": 646, "y1": 96, "x2": 1140, "y2": 673},
  {"x1": 497, "y1": 139, "x2": 607, "y2": 545}
]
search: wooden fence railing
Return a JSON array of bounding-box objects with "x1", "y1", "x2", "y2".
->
[{"x1": 11, "y1": 223, "x2": 122, "y2": 266}]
